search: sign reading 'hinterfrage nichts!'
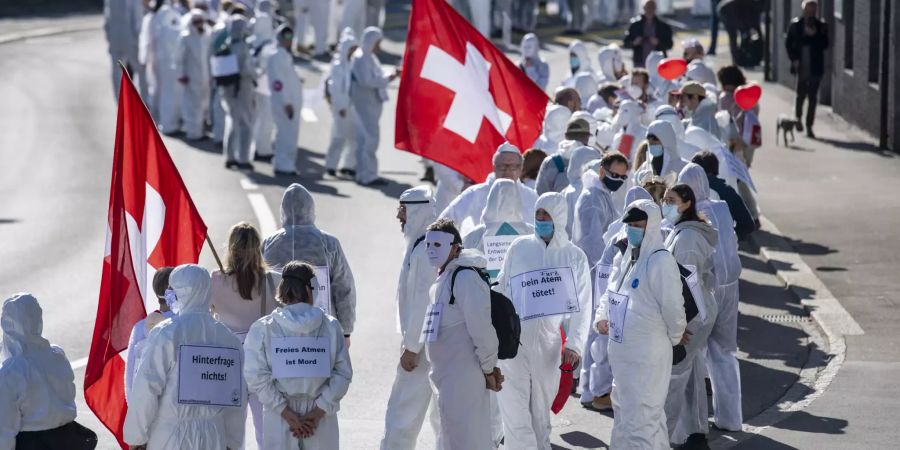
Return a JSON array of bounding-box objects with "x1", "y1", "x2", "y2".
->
[
  {"x1": 509, "y1": 267, "x2": 580, "y2": 321},
  {"x1": 177, "y1": 345, "x2": 242, "y2": 407}
]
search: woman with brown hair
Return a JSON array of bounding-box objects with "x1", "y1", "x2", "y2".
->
[{"x1": 211, "y1": 222, "x2": 281, "y2": 447}]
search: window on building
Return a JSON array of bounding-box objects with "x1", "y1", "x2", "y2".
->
[
  {"x1": 868, "y1": 0, "x2": 881, "y2": 83},
  {"x1": 844, "y1": 0, "x2": 854, "y2": 70}
]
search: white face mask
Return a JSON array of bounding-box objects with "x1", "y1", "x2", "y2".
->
[
  {"x1": 425, "y1": 231, "x2": 456, "y2": 269},
  {"x1": 627, "y1": 84, "x2": 643, "y2": 100}
]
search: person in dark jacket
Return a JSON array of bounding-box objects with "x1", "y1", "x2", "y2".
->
[
  {"x1": 690, "y1": 151, "x2": 756, "y2": 240},
  {"x1": 785, "y1": 0, "x2": 829, "y2": 138},
  {"x1": 623, "y1": 0, "x2": 673, "y2": 68}
]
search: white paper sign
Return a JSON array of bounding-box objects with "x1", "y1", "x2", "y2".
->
[
  {"x1": 419, "y1": 302, "x2": 444, "y2": 343},
  {"x1": 313, "y1": 266, "x2": 332, "y2": 315},
  {"x1": 271, "y1": 336, "x2": 331, "y2": 379},
  {"x1": 483, "y1": 235, "x2": 518, "y2": 273},
  {"x1": 593, "y1": 264, "x2": 613, "y2": 311},
  {"x1": 682, "y1": 264, "x2": 708, "y2": 322},
  {"x1": 607, "y1": 290, "x2": 630, "y2": 344},
  {"x1": 509, "y1": 267, "x2": 580, "y2": 321},
  {"x1": 177, "y1": 345, "x2": 242, "y2": 407},
  {"x1": 723, "y1": 149, "x2": 757, "y2": 192},
  {"x1": 210, "y1": 53, "x2": 238, "y2": 77}
]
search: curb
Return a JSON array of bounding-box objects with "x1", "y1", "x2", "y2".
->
[
  {"x1": 0, "y1": 19, "x2": 101, "y2": 45},
  {"x1": 709, "y1": 216, "x2": 862, "y2": 448}
]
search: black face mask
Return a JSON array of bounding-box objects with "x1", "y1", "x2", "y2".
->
[{"x1": 602, "y1": 175, "x2": 625, "y2": 192}]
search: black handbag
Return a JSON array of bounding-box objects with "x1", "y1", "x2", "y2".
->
[{"x1": 15, "y1": 421, "x2": 97, "y2": 450}]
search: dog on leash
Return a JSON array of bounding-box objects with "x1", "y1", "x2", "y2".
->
[{"x1": 776, "y1": 114, "x2": 802, "y2": 146}]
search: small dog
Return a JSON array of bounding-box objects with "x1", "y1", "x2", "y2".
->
[{"x1": 776, "y1": 114, "x2": 802, "y2": 146}]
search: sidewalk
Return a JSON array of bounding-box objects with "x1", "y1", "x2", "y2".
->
[{"x1": 730, "y1": 80, "x2": 900, "y2": 448}]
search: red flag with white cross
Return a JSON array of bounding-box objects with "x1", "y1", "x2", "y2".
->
[
  {"x1": 395, "y1": 0, "x2": 549, "y2": 182},
  {"x1": 84, "y1": 69, "x2": 207, "y2": 448}
]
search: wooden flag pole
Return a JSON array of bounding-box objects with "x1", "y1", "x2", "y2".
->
[{"x1": 206, "y1": 235, "x2": 225, "y2": 272}]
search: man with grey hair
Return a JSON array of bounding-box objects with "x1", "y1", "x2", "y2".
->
[{"x1": 439, "y1": 143, "x2": 538, "y2": 236}]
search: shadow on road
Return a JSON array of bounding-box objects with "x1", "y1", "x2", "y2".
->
[{"x1": 555, "y1": 431, "x2": 609, "y2": 449}]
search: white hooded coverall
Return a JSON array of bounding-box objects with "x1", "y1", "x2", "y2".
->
[
  {"x1": 534, "y1": 139, "x2": 581, "y2": 195},
  {"x1": 339, "y1": 0, "x2": 367, "y2": 40},
  {"x1": 221, "y1": 17, "x2": 257, "y2": 165},
  {"x1": 262, "y1": 183, "x2": 358, "y2": 334},
  {"x1": 520, "y1": 33, "x2": 550, "y2": 91},
  {"x1": 562, "y1": 40, "x2": 595, "y2": 88},
  {"x1": 561, "y1": 146, "x2": 602, "y2": 236},
  {"x1": 440, "y1": 175, "x2": 538, "y2": 238},
  {"x1": 495, "y1": 192, "x2": 593, "y2": 450},
  {"x1": 678, "y1": 163, "x2": 744, "y2": 431},
  {"x1": 608, "y1": 100, "x2": 648, "y2": 160},
  {"x1": 266, "y1": 42, "x2": 304, "y2": 173},
  {"x1": 123, "y1": 265, "x2": 247, "y2": 450},
  {"x1": 595, "y1": 199, "x2": 686, "y2": 449},
  {"x1": 533, "y1": 105, "x2": 572, "y2": 154},
  {"x1": 425, "y1": 250, "x2": 499, "y2": 450},
  {"x1": 293, "y1": 0, "x2": 331, "y2": 55},
  {"x1": 104, "y1": 0, "x2": 144, "y2": 98},
  {"x1": 174, "y1": 11, "x2": 211, "y2": 140},
  {"x1": 147, "y1": 4, "x2": 184, "y2": 134},
  {"x1": 325, "y1": 33, "x2": 359, "y2": 172},
  {"x1": 462, "y1": 179, "x2": 534, "y2": 280},
  {"x1": 249, "y1": 0, "x2": 278, "y2": 160},
  {"x1": 350, "y1": 27, "x2": 392, "y2": 184},
  {"x1": 634, "y1": 120, "x2": 688, "y2": 184},
  {"x1": 243, "y1": 302, "x2": 353, "y2": 449},
  {"x1": 380, "y1": 186, "x2": 441, "y2": 450},
  {"x1": 0, "y1": 294, "x2": 78, "y2": 449}
]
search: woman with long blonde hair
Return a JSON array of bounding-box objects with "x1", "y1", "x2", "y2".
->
[{"x1": 211, "y1": 222, "x2": 281, "y2": 448}]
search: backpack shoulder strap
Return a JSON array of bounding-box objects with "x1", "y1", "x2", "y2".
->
[
  {"x1": 449, "y1": 266, "x2": 489, "y2": 305},
  {"x1": 412, "y1": 235, "x2": 426, "y2": 252},
  {"x1": 551, "y1": 154, "x2": 566, "y2": 173}
]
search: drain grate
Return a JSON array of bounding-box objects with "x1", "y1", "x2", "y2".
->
[{"x1": 761, "y1": 314, "x2": 811, "y2": 323}]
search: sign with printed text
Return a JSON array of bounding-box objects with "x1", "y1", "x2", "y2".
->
[
  {"x1": 483, "y1": 235, "x2": 518, "y2": 273},
  {"x1": 509, "y1": 267, "x2": 579, "y2": 321},
  {"x1": 271, "y1": 336, "x2": 331, "y2": 379},
  {"x1": 722, "y1": 148, "x2": 757, "y2": 192},
  {"x1": 177, "y1": 345, "x2": 242, "y2": 407},
  {"x1": 593, "y1": 264, "x2": 612, "y2": 311},
  {"x1": 683, "y1": 264, "x2": 707, "y2": 322},
  {"x1": 313, "y1": 266, "x2": 331, "y2": 314},
  {"x1": 419, "y1": 302, "x2": 444, "y2": 343},
  {"x1": 607, "y1": 290, "x2": 630, "y2": 344}
]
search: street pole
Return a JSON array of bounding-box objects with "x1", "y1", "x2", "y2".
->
[
  {"x1": 879, "y1": 0, "x2": 891, "y2": 150},
  {"x1": 764, "y1": 0, "x2": 772, "y2": 81}
]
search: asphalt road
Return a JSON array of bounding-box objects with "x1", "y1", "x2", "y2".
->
[{"x1": 0, "y1": 8, "x2": 843, "y2": 450}]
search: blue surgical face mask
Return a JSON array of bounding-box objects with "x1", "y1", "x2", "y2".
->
[
  {"x1": 626, "y1": 225, "x2": 645, "y2": 247},
  {"x1": 569, "y1": 57, "x2": 580, "y2": 73},
  {"x1": 662, "y1": 204, "x2": 681, "y2": 223},
  {"x1": 164, "y1": 288, "x2": 180, "y2": 314},
  {"x1": 535, "y1": 220, "x2": 554, "y2": 239},
  {"x1": 648, "y1": 144, "x2": 664, "y2": 157}
]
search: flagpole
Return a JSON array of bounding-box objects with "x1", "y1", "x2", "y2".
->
[{"x1": 206, "y1": 235, "x2": 225, "y2": 272}]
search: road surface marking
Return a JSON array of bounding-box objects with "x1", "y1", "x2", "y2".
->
[{"x1": 246, "y1": 192, "x2": 278, "y2": 238}]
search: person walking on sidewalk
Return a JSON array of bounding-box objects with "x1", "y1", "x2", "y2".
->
[{"x1": 785, "y1": 0, "x2": 828, "y2": 138}]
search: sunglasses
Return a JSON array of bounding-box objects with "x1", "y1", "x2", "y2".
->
[{"x1": 606, "y1": 172, "x2": 628, "y2": 180}]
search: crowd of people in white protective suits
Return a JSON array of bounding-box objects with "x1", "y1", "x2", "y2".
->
[{"x1": 2, "y1": 0, "x2": 766, "y2": 449}]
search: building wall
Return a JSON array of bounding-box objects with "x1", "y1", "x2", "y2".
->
[{"x1": 768, "y1": 0, "x2": 898, "y2": 151}]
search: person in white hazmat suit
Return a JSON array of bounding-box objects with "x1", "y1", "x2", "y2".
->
[
  {"x1": 562, "y1": 146, "x2": 603, "y2": 236},
  {"x1": 535, "y1": 119, "x2": 592, "y2": 195},
  {"x1": 380, "y1": 186, "x2": 441, "y2": 450},
  {"x1": 596, "y1": 44, "x2": 627, "y2": 84},
  {"x1": 573, "y1": 153, "x2": 630, "y2": 270},
  {"x1": 495, "y1": 192, "x2": 592, "y2": 450},
  {"x1": 208, "y1": 2, "x2": 234, "y2": 144},
  {"x1": 251, "y1": 0, "x2": 276, "y2": 44},
  {"x1": 125, "y1": 267, "x2": 176, "y2": 403},
  {"x1": 249, "y1": 0, "x2": 277, "y2": 162},
  {"x1": 462, "y1": 179, "x2": 534, "y2": 280},
  {"x1": 654, "y1": 105, "x2": 702, "y2": 160},
  {"x1": 351, "y1": 26, "x2": 399, "y2": 186},
  {"x1": 660, "y1": 183, "x2": 719, "y2": 448},
  {"x1": 433, "y1": 162, "x2": 468, "y2": 214},
  {"x1": 645, "y1": 50, "x2": 668, "y2": 99},
  {"x1": 594, "y1": 200, "x2": 686, "y2": 449},
  {"x1": 262, "y1": 183, "x2": 358, "y2": 338},
  {"x1": 608, "y1": 100, "x2": 647, "y2": 159},
  {"x1": 533, "y1": 104, "x2": 572, "y2": 154},
  {"x1": 563, "y1": 40, "x2": 595, "y2": 88},
  {"x1": 566, "y1": 0, "x2": 589, "y2": 34},
  {"x1": 104, "y1": 0, "x2": 144, "y2": 99},
  {"x1": 423, "y1": 219, "x2": 502, "y2": 450},
  {"x1": 146, "y1": 1, "x2": 184, "y2": 134},
  {"x1": 678, "y1": 163, "x2": 743, "y2": 432},
  {"x1": 293, "y1": 0, "x2": 331, "y2": 56},
  {"x1": 0, "y1": 294, "x2": 83, "y2": 449},
  {"x1": 440, "y1": 143, "x2": 538, "y2": 236},
  {"x1": 339, "y1": 0, "x2": 366, "y2": 41},
  {"x1": 174, "y1": 10, "x2": 211, "y2": 141},
  {"x1": 243, "y1": 262, "x2": 353, "y2": 449},
  {"x1": 263, "y1": 25, "x2": 304, "y2": 176},
  {"x1": 571, "y1": 110, "x2": 601, "y2": 149},
  {"x1": 325, "y1": 32, "x2": 359, "y2": 177},
  {"x1": 634, "y1": 119, "x2": 688, "y2": 183},
  {"x1": 519, "y1": 33, "x2": 550, "y2": 91},
  {"x1": 678, "y1": 81, "x2": 722, "y2": 139},
  {"x1": 221, "y1": 16, "x2": 258, "y2": 169},
  {"x1": 123, "y1": 264, "x2": 246, "y2": 450},
  {"x1": 573, "y1": 73, "x2": 599, "y2": 111}
]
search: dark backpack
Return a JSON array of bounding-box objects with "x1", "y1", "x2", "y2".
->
[
  {"x1": 449, "y1": 266, "x2": 521, "y2": 360},
  {"x1": 615, "y1": 238, "x2": 699, "y2": 323}
]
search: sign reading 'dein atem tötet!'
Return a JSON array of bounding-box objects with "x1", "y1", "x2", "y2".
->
[
  {"x1": 509, "y1": 267, "x2": 580, "y2": 321},
  {"x1": 177, "y1": 345, "x2": 243, "y2": 407}
]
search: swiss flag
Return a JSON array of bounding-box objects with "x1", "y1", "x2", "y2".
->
[
  {"x1": 395, "y1": 0, "x2": 549, "y2": 182},
  {"x1": 84, "y1": 69, "x2": 207, "y2": 448}
]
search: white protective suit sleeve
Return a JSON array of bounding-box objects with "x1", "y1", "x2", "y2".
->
[
  {"x1": 649, "y1": 250, "x2": 689, "y2": 346},
  {"x1": 401, "y1": 246, "x2": 435, "y2": 353},
  {"x1": 124, "y1": 321, "x2": 143, "y2": 404},
  {"x1": 573, "y1": 172, "x2": 618, "y2": 267},
  {"x1": 455, "y1": 269, "x2": 500, "y2": 373}
]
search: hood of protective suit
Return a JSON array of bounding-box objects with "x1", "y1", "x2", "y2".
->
[
  {"x1": 280, "y1": 183, "x2": 316, "y2": 226},
  {"x1": 654, "y1": 105, "x2": 686, "y2": 138},
  {"x1": 400, "y1": 185, "x2": 436, "y2": 241},
  {"x1": 169, "y1": 264, "x2": 212, "y2": 314},
  {"x1": 673, "y1": 220, "x2": 718, "y2": 248},
  {"x1": 447, "y1": 248, "x2": 487, "y2": 270},
  {"x1": 568, "y1": 40, "x2": 592, "y2": 71},
  {"x1": 597, "y1": 44, "x2": 624, "y2": 80},
  {"x1": 647, "y1": 120, "x2": 678, "y2": 156},
  {"x1": 1, "y1": 293, "x2": 50, "y2": 359},
  {"x1": 542, "y1": 104, "x2": 572, "y2": 143},
  {"x1": 566, "y1": 146, "x2": 601, "y2": 186},
  {"x1": 645, "y1": 51, "x2": 664, "y2": 83},
  {"x1": 335, "y1": 32, "x2": 357, "y2": 63},
  {"x1": 228, "y1": 16, "x2": 247, "y2": 40},
  {"x1": 521, "y1": 33, "x2": 540, "y2": 59},
  {"x1": 690, "y1": 98, "x2": 719, "y2": 132},
  {"x1": 686, "y1": 61, "x2": 716, "y2": 86},
  {"x1": 678, "y1": 163, "x2": 711, "y2": 202},
  {"x1": 625, "y1": 199, "x2": 665, "y2": 261},
  {"x1": 481, "y1": 179, "x2": 524, "y2": 225},
  {"x1": 614, "y1": 100, "x2": 642, "y2": 130},
  {"x1": 603, "y1": 186, "x2": 654, "y2": 244},
  {"x1": 255, "y1": 0, "x2": 273, "y2": 14},
  {"x1": 683, "y1": 124, "x2": 723, "y2": 151},
  {"x1": 535, "y1": 192, "x2": 569, "y2": 248},
  {"x1": 272, "y1": 302, "x2": 326, "y2": 335},
  {"x1": 360, "y1": 26, "x2": 382, "y2": 55},
  {"x1": 574, "y1": 73, "x2": 597, "y2": 105}
]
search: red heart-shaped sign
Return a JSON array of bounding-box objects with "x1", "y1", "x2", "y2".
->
[
  {"x1": 657, "y1": 58, "x2": 688, "y2": 81},
  {"x1": 734, "y1": 83, "x2": 762, "y2": 110}
]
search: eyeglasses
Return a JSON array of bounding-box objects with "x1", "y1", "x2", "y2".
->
[{"x1": 606, "y1": 172, "x2": 628, "y2": 180}]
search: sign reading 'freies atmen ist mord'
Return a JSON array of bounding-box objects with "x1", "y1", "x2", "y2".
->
[
  {"x1": 177, "y1": 345, "x2": 243, "y2": 407},
  {"x1": 271, "y1": 336, "x2": 332, "y2": 379},
  {"x1": 509, "y1": 267, "x2": 580, "y2": 321}
]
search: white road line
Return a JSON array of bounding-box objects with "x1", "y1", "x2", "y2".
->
[
  {"x1": 247, "y1": 192, "x2": 278, "y2": 237},
  {"x1": 301, "y1": 108, "x2": 319, "y2": 123},
  {"x1": 240, "y1": 178, "x2": 259, "y2": 190},
  {"x1": 71, "y1": 356, "x2": 89, "y2": 370}
]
